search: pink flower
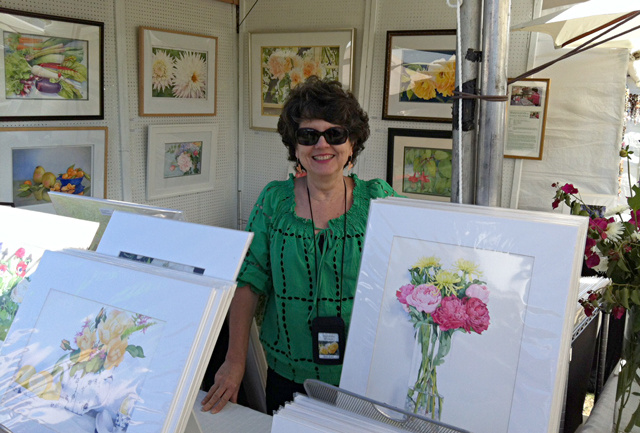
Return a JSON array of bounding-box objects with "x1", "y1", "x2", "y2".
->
[
  {"x1": 432, "y1": 296, "x2": 468, "y2": 331},
  {"x1": 14, "y1": 248, "x2": 25, "y2": 259},
  {"x1": 0, "y1": 264, "x2": 7, "y2": 273},
  {"x1": 585, "y1": 252, "x2": 600, "y2": 268},
  {"x1": 552, "y1": 199, "x2": 561, "y2": 209},
  {"x1": 169, "y1": 165, "x2": 176, "y2": 171},
  {"x1": 396, "y1": 284, "x2": 414, "y2": 305},
  {"x1": 465, "y1": 297, "x2": 490, "y2": 334},
  {"x1": 465, "y1": 284, "x2": 490, "y2": 303},
  {"x1": 561, "y1": 183, "x2": 578, "y2": 194},
  {"x1": 16, "y1": 261, "x2": 27, "y2": 277},
  {"x1": 612, "y1": 306, "x2": 625, "y2": 320},
  {"x1": 406, "y1": 284, "x2": 442, "y2": 314}
]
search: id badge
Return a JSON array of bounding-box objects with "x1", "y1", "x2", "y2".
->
[{"x1": 311, "y1": 316, "x2": 345, "y2": 365}]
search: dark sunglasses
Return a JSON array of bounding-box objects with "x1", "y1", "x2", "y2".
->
[{"x1": 296, "y1": 126, "x2": 350, "y2": 146}]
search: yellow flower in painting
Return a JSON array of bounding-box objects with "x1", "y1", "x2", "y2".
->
[
  {"x1": 413, "y1": 76, "x2": 437, "y2": 100},
  {"x1": 434, "y1": 270, "x2": 461, "y2": 296},
  {"x1": 104, "y1": 338, "x2": 129, "y2": 370},
  {"x1": 40, "y1": 381, "x2": 61, "y2": 401},
  {"x1": 75, "y1": 326, "x2": 97, "y2": 362},
  {"x1": 15, "y1": 364, "x2": 36, "y2": 388},
  {"x1": 290, "y1": 54, "x2": 303, "y2": 70},
  {"x1": 327, "y1": 342, "x2": 339, "y2": 354},
  {"x1": 319, "y1": 345, "x2": 328, "y2": 355},
  {"x1": 413, "y1": 256, "x2": 441, "y2": 269},
  {"x1": 430, "y1": 55, "x2": 456, "y2": 98},
  {"x1": 454, "y1": 259, "x2": 482, "y2": 278},
  {"x1": 267, "y1": 51, "x2": 289, "y2": 80},
  {"x1": 98, "y1": 310, "x2": 134, "y2": 346}
]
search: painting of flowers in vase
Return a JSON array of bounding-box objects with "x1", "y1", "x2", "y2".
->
[
  {"x1": 3, "y1": 290, "x2": 164, "y2": 433},
  {"x1": 366, "y1": 236, "x2": 532, "y2": 433},
  {"x1": 163, "y1": 141, "x2": 202, "y2": 178},
  {"x1": 260, "y1": 45, "x2": 340, "y2": 116}
]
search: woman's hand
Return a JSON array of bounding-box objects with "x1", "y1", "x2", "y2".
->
[{"x1": 201, "y1": 359, "x2": 245, "y2": 413}]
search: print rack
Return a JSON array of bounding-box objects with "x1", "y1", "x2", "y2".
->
[{"x1": 303, "y1": 379, "x2": 470, "y2": 433}]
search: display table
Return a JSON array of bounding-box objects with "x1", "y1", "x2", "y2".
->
[{"x1": 187, "y1": 390, "x2": 272, "y2": 433}]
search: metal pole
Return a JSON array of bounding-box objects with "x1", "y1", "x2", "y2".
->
[
  {"x1": 476, "y1": 0, "x2": 511, "y2": 206},
  {"x1": 452, "y1": 0, "x2": 482, "y2": 205}
]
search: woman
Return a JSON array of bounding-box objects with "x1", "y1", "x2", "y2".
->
[{"x1": 202, "y1": 77, "x2": 398, "y2": 415}]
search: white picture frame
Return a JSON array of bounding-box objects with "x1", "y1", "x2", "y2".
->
[
  {"x1": 0, "y1": 127, "x2": 107, "y2": 214},
  {"x1": 0, "y1": 249, "x2": 235, "y2": 433},
  {"x1": 146, "y1": 124, "x2": 218, "y2": 200},
  {"x1": 139, "y1": 27, "x2": 217, "y2": 116},
  {"x1": 340, "y1": 198, "x2": 588, "y2": 433},
  {"x1": 249, "y1": 29, "x2": 355, "y2": 131}
]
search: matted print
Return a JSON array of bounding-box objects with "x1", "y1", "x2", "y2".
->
[
  {"x1": 249, "y1": 30, "x2": 354, "y2": 131},
  {"x1": 2, "y1": 290, "x2": 165, "y2": 432},
  {"x1": 139, "y1": 27, "x2": 217, "y2": 116},
  {"x1": 341, "y1": 198, "x2": 588, "y2": 433}
]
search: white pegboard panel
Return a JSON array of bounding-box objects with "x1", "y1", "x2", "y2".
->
[
  {"x1": 122, "y1": 0, "x2": 238, "y2": 228},
  {"x1": 0, "y1": 0, "x2": 122, "y2": 198}
]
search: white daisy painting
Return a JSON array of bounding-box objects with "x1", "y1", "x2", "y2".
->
[
  {"x1": 140, "y1": 27, "x2": 217, "y2": 116},
  {"x1": 151, "y1": 48, "x2": 207, "y2": 99}
]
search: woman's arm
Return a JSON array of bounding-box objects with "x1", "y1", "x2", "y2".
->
[{"x1": 201, "y1": 284, "x2": 259, "y2": 413}]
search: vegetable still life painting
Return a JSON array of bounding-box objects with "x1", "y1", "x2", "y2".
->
[
  {"x1": 3, "y1": 291, "x2": 163, "y2": 433},
  {"x1": 4, "y1": 33, "x2": 89, "y2": 101}
]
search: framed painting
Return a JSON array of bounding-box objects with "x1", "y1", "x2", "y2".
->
[
  {"x1": 249, "y1": 29, "x2": 355, "y2": 131},
  {"x1": 0, "y1": 248, "x2": 236, "y2": 433},
  {"x1": 504, "y1": 78, "x2": 550, "y2": 159},
  {"x1": 383, "y1": 30, "x2": 456, "y2": 123},
  {"x1": 0, "y1": 127, "x2": 107, "y2": 213},
  {"x1": 0, "y1": 8, "x2": 104, "y2": 121},
  {"x1": 387, "y1": 128, "x2": 452, "y2": 201},
  {"x1": 341, "y1": 198, "x2": 588, "y2": 433},
  {"x1": 146, "y1": 123, "x2": 218, "y2": 200},
  {"x1": 139, "y1": 27, "x2": 217, "y2": 116}
]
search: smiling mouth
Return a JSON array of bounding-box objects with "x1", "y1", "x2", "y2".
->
[{"x1": 313, "y1": 155, "x2": 334, "y2": 161}]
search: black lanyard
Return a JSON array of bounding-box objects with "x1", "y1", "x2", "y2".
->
[{"x1": 306, "y1": 177, "x2": 347, "y2": 318}]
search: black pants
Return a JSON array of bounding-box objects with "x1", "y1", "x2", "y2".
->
[{"x1": 266, "y1": 368, "x2": 307, "y2": 415}]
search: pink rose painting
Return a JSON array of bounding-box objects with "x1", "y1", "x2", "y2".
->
[{"x1": 396, "y1": 257, "x2": 491, "y2": 420}]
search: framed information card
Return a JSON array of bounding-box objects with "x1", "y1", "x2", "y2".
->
[{"x1": 504, "y1": 78, "x2": 550, "y2": 160}]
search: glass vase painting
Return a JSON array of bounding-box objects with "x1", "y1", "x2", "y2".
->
[
  {"x1": 260, "y1": 45, "x2": 340, "y2": 116},
  {"x1": 365, "y1": 237, "x2": 532, "y2": 432},
  {"x1": 2, "y1": 290, "x2": 165, "y2": 433}
]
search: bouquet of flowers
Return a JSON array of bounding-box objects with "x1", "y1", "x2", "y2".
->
[
  {"x1": 551, "y1": 147, "x2": 640, "y2": 432},
  {"x1": 396, "y1": 256, "x2": 491, "y2": 420},
  {"x1": 0, "y1": 244, "x2": 32, "y2": 341}
]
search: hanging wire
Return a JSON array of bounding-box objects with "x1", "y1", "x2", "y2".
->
[{"x1": 238, "y1": 0, "x2": 261, "y2": 29}]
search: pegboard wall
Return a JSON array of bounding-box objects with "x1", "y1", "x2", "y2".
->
[
  {"x1": 237, "y1": 0, "x2": 538, "y2": 225},
  {"x1": 2, "y1": 0, "x2": 537, "y2": 229},
  {"x1": 1, "y1": 0, "x2": 238, "y2": 229}
]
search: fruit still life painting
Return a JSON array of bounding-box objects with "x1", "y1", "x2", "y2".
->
[{"x1": 12, "y1": 146, "x2": 92, "y2": 207}]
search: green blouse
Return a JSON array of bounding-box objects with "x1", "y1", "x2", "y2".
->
[{"x1": 237, "y1": 174, "x2": 398, "y2": 385}]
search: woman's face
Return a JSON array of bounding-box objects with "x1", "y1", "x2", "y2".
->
[{"x1": 295, "y1": 119, "x2": 353, "y2": 178}]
